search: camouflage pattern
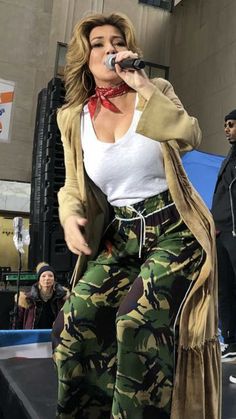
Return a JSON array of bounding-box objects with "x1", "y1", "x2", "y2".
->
[{"x1": 52, "y1": 190, "x2": 204, "y2": 419}]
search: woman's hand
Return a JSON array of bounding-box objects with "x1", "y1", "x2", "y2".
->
[
  {"x1": 64, "y1": 215, "x2": 92, "y2": 256},
  {"x1": 114, "y1": 50, "x2": 156, "y2": 100}
]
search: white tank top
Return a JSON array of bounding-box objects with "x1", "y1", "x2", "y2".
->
[{"x1": 81, "y1": 101, "x2": 168, "y2": 207}]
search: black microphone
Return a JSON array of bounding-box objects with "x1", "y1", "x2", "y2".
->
[{"x1": 105, "y1": 54, "x2": 145, "y2": 71}]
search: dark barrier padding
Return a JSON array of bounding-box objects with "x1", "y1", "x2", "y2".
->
[
  {"x1": 0, "y1": 291, "x2": 15, "y2": 329},
  {"x1": 0, "y1": 358, "x2": 57, "y2": 419}
]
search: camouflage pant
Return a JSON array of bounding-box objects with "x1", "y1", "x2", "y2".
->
[{"x1": 52, "y1": 190, "x2": 204, "y2": 419}]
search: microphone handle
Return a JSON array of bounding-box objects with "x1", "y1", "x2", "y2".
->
[{"x1": 112, "y1": 57, "x2": 145, "y2": 70}]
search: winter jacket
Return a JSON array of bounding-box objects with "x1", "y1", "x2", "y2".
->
[{"x1": 15, "y1": 282, "x2": 69, "y2": 329}]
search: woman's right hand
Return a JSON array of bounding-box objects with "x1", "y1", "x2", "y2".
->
[{"x1": 64, "y1": 215, "x2": 92, "y2": 256}]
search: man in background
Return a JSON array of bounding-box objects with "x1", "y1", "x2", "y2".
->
[{"x1": 212, "y1": 109, "x2": 236, "y2": 360}]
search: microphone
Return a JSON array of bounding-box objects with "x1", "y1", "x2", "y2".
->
[
  {"x1": 13, "y1": 217, "x2": 24, "y2": 253},
  {"x1": 105, "y1": 54, "x2": 145, "y2": 71}
]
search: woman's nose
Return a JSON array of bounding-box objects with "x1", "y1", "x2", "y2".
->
[{"x1": 105, "y1": 43, "x2": 116, "y2": 55}]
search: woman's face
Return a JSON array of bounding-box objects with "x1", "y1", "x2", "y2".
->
[
  {"x1": 39, "y1": 271, "x2": 55, "y2": 291},
  {"x1": 88, "y1": 24, "x2": 127, "y2": 87}
]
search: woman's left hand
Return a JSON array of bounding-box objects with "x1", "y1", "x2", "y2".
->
[{"x1": 114, "y1": 51, "x2": 156, "y2": 100}]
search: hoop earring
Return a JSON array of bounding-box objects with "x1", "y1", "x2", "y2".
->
[{"x1": 82, "y1": 69, "x2": 93, "y2": 93}]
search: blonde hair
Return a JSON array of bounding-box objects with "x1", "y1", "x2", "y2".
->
[
  {"x1": 35, "y1": 261, "x2": 49, "y2": 273},
  {"x1": 64, "y1": 12, "x2": 142, "y2": 108}
]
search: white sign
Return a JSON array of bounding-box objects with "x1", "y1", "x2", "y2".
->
[
  {"x1": 0, "y1": 180, "x2": 30, "y2": 212},
  {"x1": 0, "y1": 78, "x2": 15, "y2": 142}
]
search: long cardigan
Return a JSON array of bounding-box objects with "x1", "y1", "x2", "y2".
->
[{"x1": 57, "y1": 78, "x2": 221, "y2": 419}]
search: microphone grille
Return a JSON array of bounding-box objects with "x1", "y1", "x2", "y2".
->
[{"x1": 105, "y1": 54, "x2": 116, "y2": 70}]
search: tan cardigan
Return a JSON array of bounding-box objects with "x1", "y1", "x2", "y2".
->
[{"x1": 57, "y1": 78, "x2": 221, "y2": 419}]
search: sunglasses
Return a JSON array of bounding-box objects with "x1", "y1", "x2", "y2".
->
[{"x1": 224, "y1": 121, "x2": 236, "y2": 129}]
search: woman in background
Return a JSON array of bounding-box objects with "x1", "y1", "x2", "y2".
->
[
  {"x1": 15, "y1": 264, "x2": 68, "y2": 329},
  {"x1": 52, "y1": 12, "x2": 221, "y2": 419}
]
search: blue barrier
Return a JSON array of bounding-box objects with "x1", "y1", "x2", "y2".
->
[
  {"x1": 182, "y1": 150, "x2": 224, "y2": 209},
  {"x1": 0, "y1": 329, "x2": 51, "y2": 348}
]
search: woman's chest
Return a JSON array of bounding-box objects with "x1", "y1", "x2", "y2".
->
[{"x1": 93, "y1": 110, "x2": 134, "y2": 143}]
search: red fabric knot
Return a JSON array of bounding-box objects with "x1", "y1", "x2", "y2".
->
[{"x1": 87, "y1": 82, "x2": 132, "y2": 118}]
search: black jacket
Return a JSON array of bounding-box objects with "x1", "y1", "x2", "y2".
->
[{"x1": 212, "y1": 147, "x2": 236, "y2": 235}]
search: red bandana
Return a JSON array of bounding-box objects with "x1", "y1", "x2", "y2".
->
[{"x1": 87, "y1": 82, "x2": 131, "y2": 118}]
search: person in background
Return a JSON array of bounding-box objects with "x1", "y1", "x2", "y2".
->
[
  {"x1": 52, "y1": 12, "x2": 220, "y2": 419},
  {"x1": 212, "y1": 109, "x2": 236, "y2": 361},
  {"x1": 14, "y1": 264, "x2": 69, "y2": 329}
]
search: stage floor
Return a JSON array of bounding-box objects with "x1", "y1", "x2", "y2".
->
[
  {"x1": 0, "y1": 358, "x2": 235, "y2": 418},
  {"x1": 0, "y1": 358, "x2": 56, "y2": 419}
]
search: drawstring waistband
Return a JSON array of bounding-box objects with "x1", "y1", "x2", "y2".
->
[{"x1": 115, "y1": 202, "x2": 175, "y2": 258}]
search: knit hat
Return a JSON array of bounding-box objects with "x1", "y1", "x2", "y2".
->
[
  {"x1": 37, "y1": 265, "x2": 56, "y2": 280},
  {"x1": 36, "y1": 261, "x2": 49, "y2": 273},
  {"x1": 225, "y1": 109, "x2": 236, "y2": 121}
]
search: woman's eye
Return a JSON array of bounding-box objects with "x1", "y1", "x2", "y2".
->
[
  {"x1": 115, "y1": 42, "x2": 126, "y2": 47},
  {"x1": 91, "y1": 43, "x2": 103, "y2": 48}
]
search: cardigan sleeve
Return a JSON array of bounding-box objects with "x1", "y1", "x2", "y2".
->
[
  {"x1": 57, "y1": 108, "x2": 86, "y2": 226},
  {"x1": 136, "y1": 78, "x2": 202, "y2": 152}
]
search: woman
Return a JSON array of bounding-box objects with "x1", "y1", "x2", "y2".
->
[
  {"x1": 15, "y1": 264, "x2": 68, "y2": 329},
  {"x1": 52, "y1": 12, "x2": 221, "y2": 419}
]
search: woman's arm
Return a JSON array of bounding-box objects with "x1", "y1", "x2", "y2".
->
[
  {"x1": 15, "y1": 306, "x2": 25, "y2": 329},
  {"x1": 136, "y1": 78, "x2": 202, "y2": 152},
  {"x1": 114, "y1": 52, "x2": 201, "y2": 153},
  {"x1": 57, "y1": 108, "x2": 85, "y2": 226},
  {"x1": 12, "y1": 292, "x2": 26, "y2": 329},
  {"x1": 57, "y1": 109, "x2": 92, "y2": 255}
]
